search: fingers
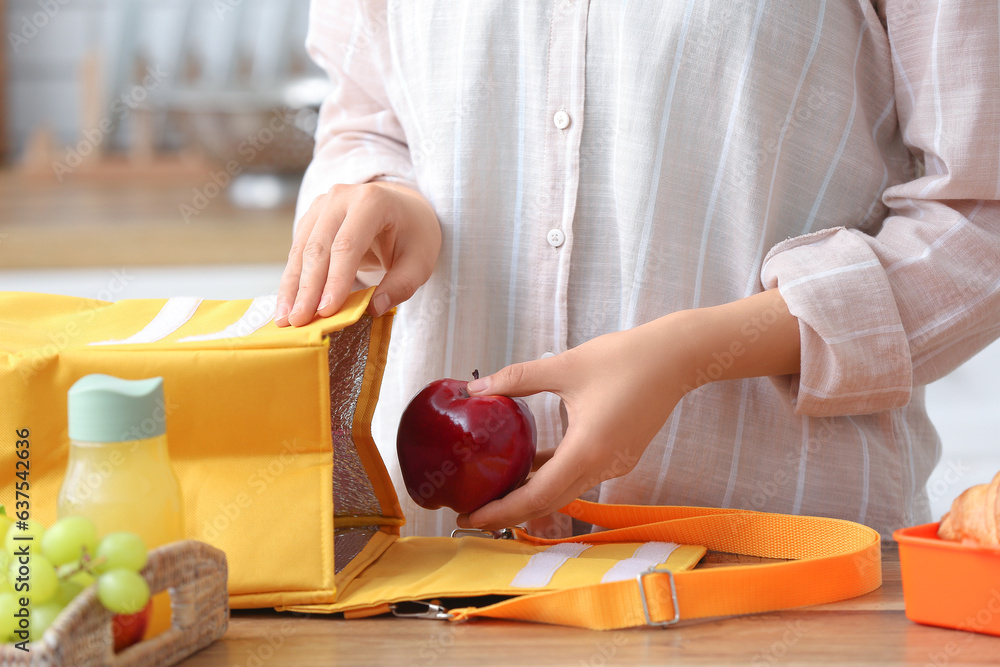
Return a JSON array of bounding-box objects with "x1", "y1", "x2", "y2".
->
[
  {"x1": 463, "y1": 440, "x2": 591, "y2": 531},
  {"x1": 364, "y1": 252, "x2": 428, "y2": 318},
  {"x1": 276, "y1": 200, "x2": 324, "y2": 327},
  {"x1": 278, "y1": 182, "x2": 441, "y2": 327},
  {"x1": 286, "y1": 205, "x2": 350, "y2": 327},
  {"x1": 467, "y1": 356, "x2": 563, "y2": 398},
  {"x1": 277, "y1": 184, "x2": 387, "y2": 327},
  {"x1": 309, "y1": 204, "x2": 384, "y2": 321},
  {"x1": 463, "y1": 474, "x2": 586, "y2": 532}
]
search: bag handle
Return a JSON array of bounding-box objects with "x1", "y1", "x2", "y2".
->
[{"x1": 448, "y1": 500, "x2": 881, "y2": 630}]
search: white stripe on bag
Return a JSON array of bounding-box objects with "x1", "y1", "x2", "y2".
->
[
  {"x1": 88, "y1": 296, "x2": 203, "y2": 346},
  {"x1": 600, "y1": 542, "x2": 680, "y2": 583},
  {"x1": 509, "y1": 542, "x2": 592, "y2": 588},
  {"x1": 177, "y1": 295, "x2": 278, "y2": 342}
]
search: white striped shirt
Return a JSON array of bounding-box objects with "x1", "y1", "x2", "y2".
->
[{"x1": 296, "y1": 0, "x2": 1000, "y2": 538}]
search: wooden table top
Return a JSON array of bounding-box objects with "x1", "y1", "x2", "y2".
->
[
  {"x1": 0, "y1": 169, "x2": 293, "y2": 269},
  {"x1": 179, "y1": 545, "x2": 999, "y2": 666}
]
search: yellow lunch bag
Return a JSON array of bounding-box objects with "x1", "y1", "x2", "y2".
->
[
  {"x1": 0, "y1": 288, "x2": 881, "y2": 628},
  {"x1": 0, "y1": 287, "x2": 401, "y2": 609}
]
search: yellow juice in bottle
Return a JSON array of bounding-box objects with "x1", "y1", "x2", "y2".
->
[{"x1": 59, "y1": 374, "x2": 185, "y2": 641}]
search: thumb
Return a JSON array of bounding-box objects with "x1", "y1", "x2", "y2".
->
[
  {"x1": 467, "y1": 357, "x2": 561, "y2": 398},
  {"x1": 367, "y1": 257, "x2": 429, "y2": 317}
]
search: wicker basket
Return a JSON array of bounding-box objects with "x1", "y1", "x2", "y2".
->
[{"x1": 0, "y1": 540, "x2": 229, "y2": 667}]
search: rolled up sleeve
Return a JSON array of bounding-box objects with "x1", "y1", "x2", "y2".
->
[
  {"x1": 762, "y1": 0, "x2": 1000, "y2": 417},
  {"x1": 296, "y1": 0, "x2": 416, "y2": 234}
]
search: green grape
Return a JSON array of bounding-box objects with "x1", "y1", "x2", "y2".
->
[
  {"x1": 4, "y1": 519, "x2": 46, "y2": 556},
  {"x1": 7, "y1": 555, "x2": 58, "y2": 605},
  {"x1": 95, "y1": 532, "x2": 147, "y2": 574},
  {"x1": 67, "y1": 569, "x2": 96, "y2": 589},
  {"x1": 0, "y1": 591, "x2": 20, "y2": 641},
  {"x1": 96, "y1": 569, "x2": 150, "y2": 615},
  {"x1": 40, "y1": 516, "x2": 98, "y2": 567},
  {"x1": 52, "y1": 580, "x2": 84, "y2": 607},
  {"x1": 29, "y1": 599, "x2": 66, "y2": 642}
]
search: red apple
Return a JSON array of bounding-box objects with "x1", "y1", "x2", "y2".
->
[
  {"x1": 111, "y1": 601, "x2": 151, "y2": 653},
  {"x1": 397, "y1": 371, "x2": 537, "y2": 514}
]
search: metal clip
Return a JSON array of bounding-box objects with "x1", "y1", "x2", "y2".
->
[
  {"x1": 636, "y1": 565, "x2": 681, "y2": 627},
  {"x1": 450, "y1": 526, "x2": 521, "y2": 539},
  {"x1": 390, "y1": 600, "x2": 452, "y2": 621},
  {"x1": 451, "y1": 528, "x2": 496, "y2": 539}
]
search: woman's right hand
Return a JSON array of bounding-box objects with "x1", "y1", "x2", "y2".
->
[{"x1": 276, "y1": 181, "x2": 442, "y2": 327}]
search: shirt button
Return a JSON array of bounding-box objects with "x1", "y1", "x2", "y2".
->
[
  {"x1": 553, "y1": 110, "x2": 571, "y2": 130},
  {"x1": 540, "y1": 352, "x2": 555, "y2": 360},
  {"x1": 547, "y1": 229, "x2": 565, "y2": 247}
]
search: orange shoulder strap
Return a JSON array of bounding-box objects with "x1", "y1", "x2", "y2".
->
[{"x1": 448, "y1": 500, "x2": 882, "y2": 630}]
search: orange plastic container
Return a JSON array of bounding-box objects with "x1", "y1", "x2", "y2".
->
[{"x1": 893, "y1": 522, "x2": 1000, "y2": 636}]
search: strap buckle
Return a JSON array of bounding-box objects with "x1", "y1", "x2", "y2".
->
[
  {"x1": 636, "y1": 565, "x2": 681, "y2": 627},
  {"x1": 390, "y1": 600, "x2": 452, "y2": 621}
]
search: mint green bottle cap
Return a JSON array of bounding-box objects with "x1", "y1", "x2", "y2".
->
[{"x1": 68, "y1": 374, "x2": 166, "y2": 442}]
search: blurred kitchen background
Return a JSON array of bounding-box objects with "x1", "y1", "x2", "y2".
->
[
  {"x1": 1, "y1": 0, "x2": 319, "y2": 268},
  {"x1": 1, "y1": 0, "x2": 997, "y2": 523}
]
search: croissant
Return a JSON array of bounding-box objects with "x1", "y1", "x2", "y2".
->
[{"x1": 938, "y1": 470, "x2": 1000, "y2": 547}]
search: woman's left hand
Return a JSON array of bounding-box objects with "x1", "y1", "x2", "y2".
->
[
  {"x1": 455, "y1": 313, "x2": 697, "y2": 531},
  {"x1": 455, "y1": 289, "x2": 801, "y2": 531}
]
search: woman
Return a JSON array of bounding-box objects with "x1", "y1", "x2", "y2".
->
[{"x1": 277, "y1": 1, "x2": 1000, "y2": 539}]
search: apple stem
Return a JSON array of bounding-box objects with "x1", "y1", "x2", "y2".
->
[{"x1": 472, "y1": 369, "x2": 480, "y2": 380}]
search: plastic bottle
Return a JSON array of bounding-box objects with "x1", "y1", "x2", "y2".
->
[{"x1": 59, "y1": 373, "x2": 184, "y2": 640}]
